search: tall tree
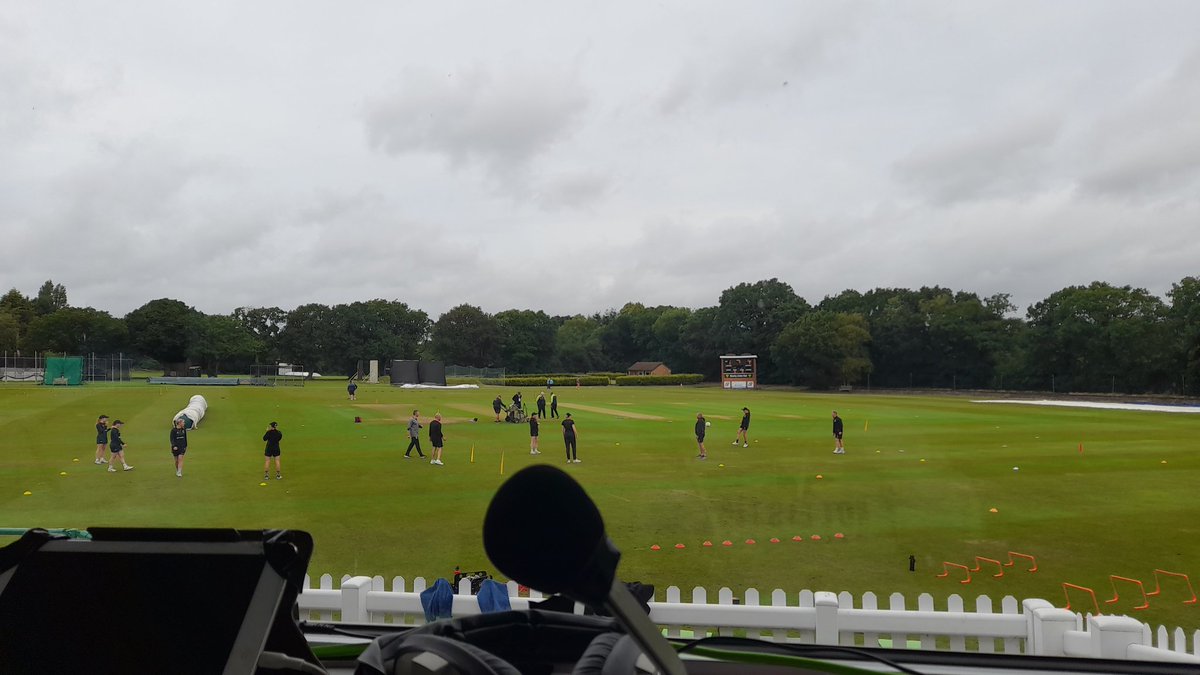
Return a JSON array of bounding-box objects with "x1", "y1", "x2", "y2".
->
[
  {"x1": 0, "y1": 311, "x2": 19, "y2": 352},
  {"x1": 233, "y1": 306, "x2": 288, "y2": 362},
  {"x1": 1026, "y1": 282, "x2": 1174, "y2": 392},
  {"x1": 710, "y1": 279, "x2": 809, "y2": 382},
  {"x1": 554, "y1": 317, "x2": 605, "y2": 373},
  {"x1": 430, "y1": 304, "x2": 499, "y2": 367},
  {"x1": 33, "y1": 280, "x2": 68, "y2": 316},
  {"x1": 25, "y1": 308, "x2": 128, "y2": 354},
  {"x1": 495, "y1": 309, "x2": 557, "y2": 373},
  {"x1": 1167, "y1": 276, "x2": 1200, "y2": 394},
  {"x1": 772, "y1": 311, "x2": 871, "y2": 388},
  {"x1": 187, "y1": 314, "x2": 263, "y2": 374},
  {"x1": 125, "y1": 299, "x2": 202, "y2": 364},
  {"x1": 277, "y1": 304, "x2": 335, "y2": 372},
  {"x1": 0, "y1": 289, "x2": 34, "y2": 340}
]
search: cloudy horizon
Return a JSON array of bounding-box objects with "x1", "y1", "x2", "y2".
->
[{"x1": 2, "y1": 1, "x2": 1198, "y2": 318}]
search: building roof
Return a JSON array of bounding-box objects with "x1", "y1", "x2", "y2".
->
[{"x1": 628, "y1": 361, "x2": 666, "y2": 371}]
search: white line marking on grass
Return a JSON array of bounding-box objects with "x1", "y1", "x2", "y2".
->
[{"x1": 973, "y1": 399, "x2": 1200, "y2": 414}]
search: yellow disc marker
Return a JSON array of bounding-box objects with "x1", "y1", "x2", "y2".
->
[
  {"x1": 60, "y1": 471, "x2": 67, "y2": 476},
  {"x1": 259, "y1": 482, "x2": 268, "y2": 487},
  {"x1": 23, "y1": 491, "x2": 32, "y2": 496}
]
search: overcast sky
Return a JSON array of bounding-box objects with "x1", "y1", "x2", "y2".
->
[{"x1": 2, "y1": 1, "x2": 1198, "y2": 318}]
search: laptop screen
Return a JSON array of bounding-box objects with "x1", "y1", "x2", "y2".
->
[{"x1": 0, "y1": 539, "x2": 284, "y2": 675}]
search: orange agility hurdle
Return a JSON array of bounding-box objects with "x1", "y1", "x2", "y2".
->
[
  {"x1": 936, "y1": 562, "x2": 972, "y2": 584},
  {"x1": 1105, "y1": 575, "x2": 1150, "y2": 610},
  {"x1": 1004, "y1": 551, "x2": 1038, "y2": 572},
  {"x1": 1146, "y1": 569, "x2": 1198, "y2": 604},
  {"x1": 1062, "y1": 583, "x2": 1101, "y2": 615},
  {"x1": 971, "y1": 556, "x2": 1004, "y2": 578}
]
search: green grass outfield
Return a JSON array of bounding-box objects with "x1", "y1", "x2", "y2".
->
[{"x1": 2, "y1": 382, "x2": 1198, "y2": 629}]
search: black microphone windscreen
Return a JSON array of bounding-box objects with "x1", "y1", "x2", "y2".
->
[{"x1": 483, "y1": 465, "x2": 614, "y2": 599}]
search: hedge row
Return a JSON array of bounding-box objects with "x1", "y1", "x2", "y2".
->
[
  {"x1": 493, "y1": 372, "x2": 626, "y2": 380},
  {"x1": 480, "y1": 376, "x2": 611, "y2": 387},
  {"x1": 614, "y1": 374, "x2": 705, "y2": 386}
]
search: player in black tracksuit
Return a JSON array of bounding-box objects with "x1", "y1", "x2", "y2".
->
[
  {"x1": 695, "y1": 413, "x2": 707, "y2": 459},
  {"x1": 832, "y1": 411, "x2": 845, "y2": 454},
  {"x1": 549, "y1": 393, "x2": 559, "y2": 418},
  {"x1": 562, "y1": 413, "x2": 579, "y2": 463},
  {"x1": 536, "y1": 392, "x2": 547, "y2": 418},
  {"x1": 170, "y1": 419, "x2": 188, "y2": 477}
]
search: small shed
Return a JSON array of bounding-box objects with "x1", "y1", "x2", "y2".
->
[{"x1": 627, "y1": 361, "x2": 671, "y2": 377}]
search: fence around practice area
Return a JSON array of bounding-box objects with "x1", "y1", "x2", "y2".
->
[
  {"x1": 0, "y1": 352, "x2": 131, "y2": 383},
  {"x1": 296, "y1": 574, "x2": 1200, "y2": 663}
]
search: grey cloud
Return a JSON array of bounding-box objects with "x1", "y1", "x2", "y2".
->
[
  {"x1": 656, "y1": 7, "x2": 861, "y2": 114},
  {"x1": 1079, "y1": 51, "x2": 1200, "y2": 198},
  {"x1": 893, "y1": 114, "x2": 1063, "y2": 204},
  {"x1": 533, "y1": 171, "x2": 613, "y2": 210},
  {"x1": 363, "y1": 62, "x2": 589, "y2": 175}
]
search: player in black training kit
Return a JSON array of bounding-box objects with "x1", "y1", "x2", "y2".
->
[
  {"x1": 263, "y1": 421, "x2": 283, "y2": 480},
  {"x1": 170, "y1": 418, "x2": 188, "y2": 477},
  {"x1": 536, "y1": 392, "x2": 547, "y2": 418},
  {"x1": 562, "y1": 413, "x2": 579, "y2": 463},
  {"x1": 429, "y1": 414, "x2": 444, "y2": 466},
  {"x1": 832, "y1": 410, "x2": 845, "y2": 454},
  {"x1": 94, "y1": 415, "x2": 110, "y2": 465},
  {"x1": 695, "y1": 413, "x2": 708, "y2": 459},
  {"x1": 107, "y1": 420, "x2": 133, "y2": 472},
  {"x1": 493, "y1": 396, "x2": 504, "y2": 422},
  {"x1": 549, "y1": 392, "x2": 559, "y2": 418},
  {"x1": 529, "y1": 414, "x2": 541, "y2": 455},
  {"x1": 733, "y1": 407, "x2": 750, "y2": 447}
]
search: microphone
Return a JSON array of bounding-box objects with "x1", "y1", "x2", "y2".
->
[{"x1": 484, "y1": 465, "x2": 685, "y2": 675}]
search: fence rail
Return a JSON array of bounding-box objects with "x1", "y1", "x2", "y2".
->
[{"x1": 296, "y1": 574, "x2": 1200, "y2": 663}]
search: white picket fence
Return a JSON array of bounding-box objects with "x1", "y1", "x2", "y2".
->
[{"x1": 297, "y1": 574, "x2": 1200, "y2": 664}]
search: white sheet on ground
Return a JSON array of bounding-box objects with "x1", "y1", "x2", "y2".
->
[{"x1": 973, "y1": 399, "x2": 1200, "y2": 414}]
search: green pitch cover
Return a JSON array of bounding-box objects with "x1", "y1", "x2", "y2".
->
[{"x1": 43, "y1": 357, "x2": 83, "y2": 385}]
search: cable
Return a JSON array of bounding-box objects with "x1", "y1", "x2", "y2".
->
[{"x1": 675, "y1": 636, "x2": 927, "y2": 675}]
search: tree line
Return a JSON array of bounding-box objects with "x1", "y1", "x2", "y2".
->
[{"x1": 2, "y1": 277, "x2": 1199, "y2": 394}]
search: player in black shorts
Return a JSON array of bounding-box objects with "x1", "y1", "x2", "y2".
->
[
  {"x1": 94, "y1": 415, "x2": 110, "y2": 465},
  {"x1": 832, "y1": 410, "x2": 845, "y2": 454},
  {"x1": 107, "y1": 420, "x2": 133, "y2": 472},
  {"x1": 493, "y1": 396, "x2": 504, "y2": 422},
  {"x1": 695, "y1": 413, "x2": 708, "y2": 459},
  {"x1": 347, "y1": 381, "x2": 358, "y2": 401},
  {"x1": 170, "y1": 418, "x2": 188, "y2": 477},
  {"x1": 733, "y1": 407, "x2": 750, "y2": 447},
  {"x1": 429, "y1": 413, "x2": 444, "y2": 466},
  {"x1": 562, "y1": 413, "x2": 579, "y2": 463},
  {"x1": 263, "y1": 421, "x2": 283, "y2": 480},
  {"x1": 529, "y1": 414, "x2": 541, "y2": 455}
]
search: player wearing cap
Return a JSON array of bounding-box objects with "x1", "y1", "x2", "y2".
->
[{"x1": 733, "y1": 407, "x2": 750, "y2": 447}]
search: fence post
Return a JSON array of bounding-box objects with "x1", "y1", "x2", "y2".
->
[
  {"x1": 340, "y1": 576, "x2": 373, "y2": 623},
  {"x1": 1026, "y1": 602, "x2": 1077, "y2": 656},
  {"x1": 1088, "y1": 615, "x2": 1146, "y2": 659},
  {"x1": 814, "y1": 591, "x2": 839, "y2": 645}
]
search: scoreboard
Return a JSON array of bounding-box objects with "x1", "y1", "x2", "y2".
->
[{"x1": 720, "y1": 354, "x2": 757, "y2": 389}]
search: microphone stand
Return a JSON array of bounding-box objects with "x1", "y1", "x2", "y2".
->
[{"x1": 604, "y1": 578, "x2": 686, "y2": 675}]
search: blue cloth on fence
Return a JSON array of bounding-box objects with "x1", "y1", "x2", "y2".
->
[
  {"x1": 420, "y1": 578, "x2": 454, "y2": 622},
  {"x1": 476, "y1": 579, "x2": 512, "y2": 614}
]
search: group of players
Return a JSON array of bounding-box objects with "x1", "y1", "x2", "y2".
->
[
  {"x1": 692, "y1": 409, "x2": 845, "y2": 459},
  {"x1": 91, "y1": 414, "x2": 285, "y2": 480},
  {"x1": 87, "y1": 390, "x2": 847, "y2": 479}
]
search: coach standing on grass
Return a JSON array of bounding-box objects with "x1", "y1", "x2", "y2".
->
[
  {"x1": 832, "y1": 411, "x2": 845, "y2": 454},
  {"x1": 404, "y1": 410, "x2": 425, "y2": 459},
  {"x1": 170, "y1": 418, "x2": 188, "y2": 477},
  {"x1": 562, "y1": 413, "x2": 580, "y2": 463}
]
